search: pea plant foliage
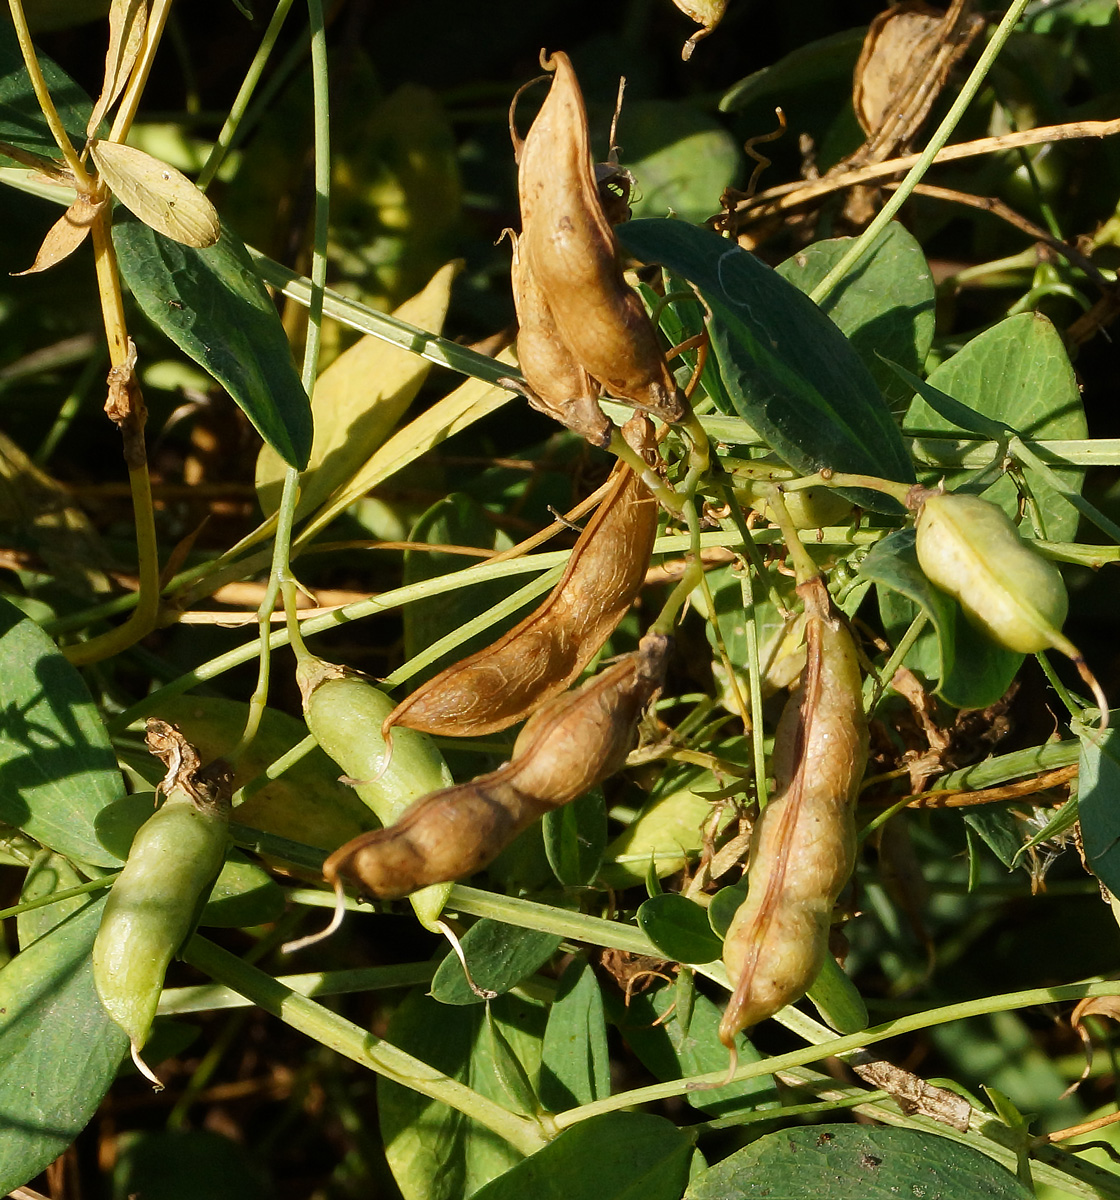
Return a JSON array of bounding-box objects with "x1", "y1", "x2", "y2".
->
[{"x1": 3, "y1": 1, "x2": 1120, "y2": 1197}]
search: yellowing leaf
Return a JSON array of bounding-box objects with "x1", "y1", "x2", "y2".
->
[
  {"x1": 13, "y1": 194, "x2": 102, "y2": 275},
  {"x1": 89, "y1": 138, "x2": 219, "y2": 247},
  {"x1": 256, "y1": 260, "x2": 461, "y2": 518},
  {"x1": 87, "y1": 0, "x2": 148, "y2": 136}
]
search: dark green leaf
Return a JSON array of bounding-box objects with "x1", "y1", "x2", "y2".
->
[
  {"x1": 539, "y1": 956, "x2": 610, "y2": 1110},
  {"x1": 470, "y1": 1112, "x2": 692, "y2": 1200},
  {"x1": 776, "y1": 223, "x2": 936, "y2": 413},
  {"x1": 685, "y1": 1124, "x2": 1033, "y2": 1199},
  {"x1": 719, "y1": 29, "x2": 865, "y2": 111},
  {"x1": 708, "y1": 881, "x2": 748, "y2": 939},
  {"x1": 0, "y1": 594, "x2": 123, "y2": 867},
  {"x1": 482, "y1": 1005, "x2": 539, "y2": 1115},
  {"x1": 0, "y1": 21, "x2": 90, "y2": 159},
  {"x1": 607, "y1": 984, "x2": 778, "y2": 1118},
  {"x1": 543, "y1": 787, "x2": 607, "y2": 887},
  {"x1": 113, "y1": 212, "x2": 312, "y2": 470},
  {"x1": 905, "y1": 312, "x2": 1086, "y2": 540},
  {"x1": 200, "y1": 850, "x2": 285, "y2": 928},
  {"x1": 1078, "y1": 728, "x2": 1120, "y2": 896},
  {"x1": 963, "y1": 809, "x2": 1025, "y2": 871},
  {"x1": 0, "y1": 896, "x2": 128, "y2": 1195},
  {"x1": 112, "y1": 1129, "x2": 270, "y2": 1200},
  {"x1": 637, "y1": 893, "x2": 723, "y2": 965},
  {"x1": 430, "y1": 919, "x2": 562, "y2": 1006},
  {"x1": 858, "y1": 530, "x2": 1022, "y2": 710},
  {"x1": 617, "y1": 219, "x2": 913, "y2": 514}
]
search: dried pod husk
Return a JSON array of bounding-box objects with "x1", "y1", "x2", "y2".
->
[
  {"x1": 516, "y1": 51, "x2": 688, "y2": 425},
  {"x1": 914, "y1": 491, "x2": 1070, "y2": 655},
  {"x1": 719, "y1": 577, "x2": 867, "y2": 1045},
  {"x1": 326, "y1": 632, "x2": 670, "y2": 900},
  {"x1": 383, "y1": 415, "x2": 659, "y2": 739},
  {"x1": 509, "y1": 229, "x2": 613, "y2": 448}
]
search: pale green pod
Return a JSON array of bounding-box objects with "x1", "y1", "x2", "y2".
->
[
  {"x1": 298, "y1": 660, "x2": 454, "y2": 929},
  {"x1": 93, "y1": 785, "x2": 229, "y2": 1081},
  {"x1": 915, "y1": 492, "x2": 1070, "y2": 655}
]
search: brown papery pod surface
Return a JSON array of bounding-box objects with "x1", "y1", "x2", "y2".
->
[
  {"x1": 382, "y1": 414, "x2": 659, "y2": 739},
  {"x1": 509, "y1": 228, "x2": 612, "y2": 448},
  {"x1": 516, "y1": 51, "x2": 688, "y2": 425},
  {"x1": 719, "y1": 576, "x2": 868, "y2": 1046},
  {"x1": 325, "y1": 632, "x2": 671, "y2": 900}
]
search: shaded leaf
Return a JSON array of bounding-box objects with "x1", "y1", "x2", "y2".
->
[
  {"x1": 607, "y1": 983, "x2": 777, "y2": 1118},
  {"x1": 113, "y1": 211, "x2": 311, "y2": 469},
  {"x1": 858, "y1": 529, "x2": 1023, "y2": 710},
  {"x1": 1078, "y1": 727, "x2": 1120, "y2": 897},
  {"x1": 430, "y1": 919, "x2": 562, "y2": 1006},
  {"x1": 617, "y1": 218, "x2": 913, "y2": 513},
  {"x1": 0, "y1": 20, "x2": 90, "y2": 158},
  {"x1": 685, "y1": 1123, "x2": 1032, "y2": 1198},
  {"x1": 539, "y1": 956, "x2": 610, "y2": 1110},
  {"x1": 906, "y1": 312, "x2": 1087, "y2": 540},
  {"x1": 112, "y1": 1129, "x2": 270, "y2": 1200},
  {"x1": 776, "y1": 223, "x2": 936, "y2": 413},
  {"x1": 470, "y1": 1112, "x2": 692, "y2": 1200},
  {"x1": 638, "y1": 893, "x2": 723, "y2": 965},
  {"x1": 91, "y1": 139, "x2": 220, "y2": 247},
  {"x1": 0, "y1": 594, "x2": 122, "y2": 867},
  {"x1": 620, "y1": 101, "x2": 741, "y2": 223},
  {"x1": 0, "y1": 896, "x2": 128, "y2": 1195},
  {"x1": 543, "y1": 787, "x2": 607, "y2": 887}
]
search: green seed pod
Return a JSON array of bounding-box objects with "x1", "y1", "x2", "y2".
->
[
  {"x1": 298, "y1": 659, "x2": 454, "y2": 929},
  {"x1": 914, "y1": 491, "x2": 1069, "y2": 655},
  {"x1": 93, "y1": 738, "x2": 230, "y2": 1085}
]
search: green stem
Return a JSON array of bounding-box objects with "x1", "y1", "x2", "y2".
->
[
  {"x1": 182, "y1": 935, "x2": 549, "y2": 1156},
  {"x1": 0, "y1": 873, "x2": 117, "y2": 921},
  {"x1": 868, "y1": 612, "x2": 929, "y2": 714},
  {"x1": 782, "y1": 470, "x2": 913, "y2": 506},
  {"x1": 232, "y1": 732, "x2": 319, "y2": 807},
  {"x1": 808, "y1": 0, "x2": 1032, "y2": 305},
  {"x1": 552, "y1": 977, "x2": 1120, "y2": 1129},
  {"x1": 1009, "y1": 435, "x2": 1120, "y2": 545},
  {"x1": 197, "y1": 0, "x2": 296, "y2": 191},
  {"x1": 608, "y1": 428, "x2": 682, "y2": 516}
]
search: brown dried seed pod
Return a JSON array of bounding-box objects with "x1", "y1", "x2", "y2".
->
[
  {"x1": 719, "y1": 577, "x2": 868, "y2": 1046},
  {"x1": 509, "y1": 229, "x2": 613, "y2": 448},
  {"x1": 382, "y1": 414, "x2": 660, "y2": 739},
  {"x1": 325, "y1": 632, "x2": 670, "y2": 900},
  {"x1": 516, "y1": 50, "x2": 688, "y2": 425}
]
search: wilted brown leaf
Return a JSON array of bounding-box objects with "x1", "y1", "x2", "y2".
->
[
  {"x1": 849, "y1": 1051, "x2": 971, "y2": 1131},
  {"x1": 87, "y1": 0, "x2": 148, "y2": 137},
  {"x1": 12, "y1": 194, "x2": 103, "y2": 275}
]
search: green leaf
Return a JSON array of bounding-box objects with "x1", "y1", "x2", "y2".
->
[
  {"x1": 543, "y1": 788, "x2": 607, "y2": 887},
  {"x1": 377, "y1": 990, "x2": 542, "y2": 1200},
  {"x1": 200, "y1": 850, "x2": 285, "y2": 928},
  {"x1": 607, "y1": 984, "x2": 777, "y2": 1118},
  {"x1": 430, "y1": 919, "x2": 562, "y2": 1006},
  {"x1": 858, "y1": 530, "x2": 1023, "y2": 710},
  {"x1": 685, "y1": 1124, "x2": 1033, "y2": 1199},
  {"x1": 539, "y1": 956, "x2": 610, "y2": 1110},
  {"x1": 113, "y1": 212, "x2": 312, "y2": 470},
  {"x1": 906, "y1": 312, "x2": 1087, "y2": 540},
  {"x1": 17, "y1": 850, "x2": 86, "y2": 946},
  {"x1": 0, "y1": 896, "x2": 128, "y2": 1195},
  {"x1": 470, "y1": 1112, "x2": 692, "y2": 1200},
  {"x1": 708, "y1": 881, "x2": 749, "y2": 939},
  {"x1": 112, "y1": 1129, "x2": 270, "y2": 1200},
  {"x1": 620, "y1": 101, "x2": 742, "y2": 225},
  {"x1": 719, "y1": 28, "x2": 864, "y2": 112},
  {"x1": 0, "y1": 20, "x2": 91, "y2": 158},
  {"x1": 1078, "y1": 727, "x2": 1120, "y2": 896},
  {"x1": 637, "y1": 893, "x2": 723, "y2": 965},
  {"x1": 0, "y1": 594, "x2": 123, "y2": 867},
  {"x1": 617, "y1": 219, "x2": 913, "y2": 513},
  {"x1": 776, "y1": 223, "x2": 936, "y2": 414}
]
